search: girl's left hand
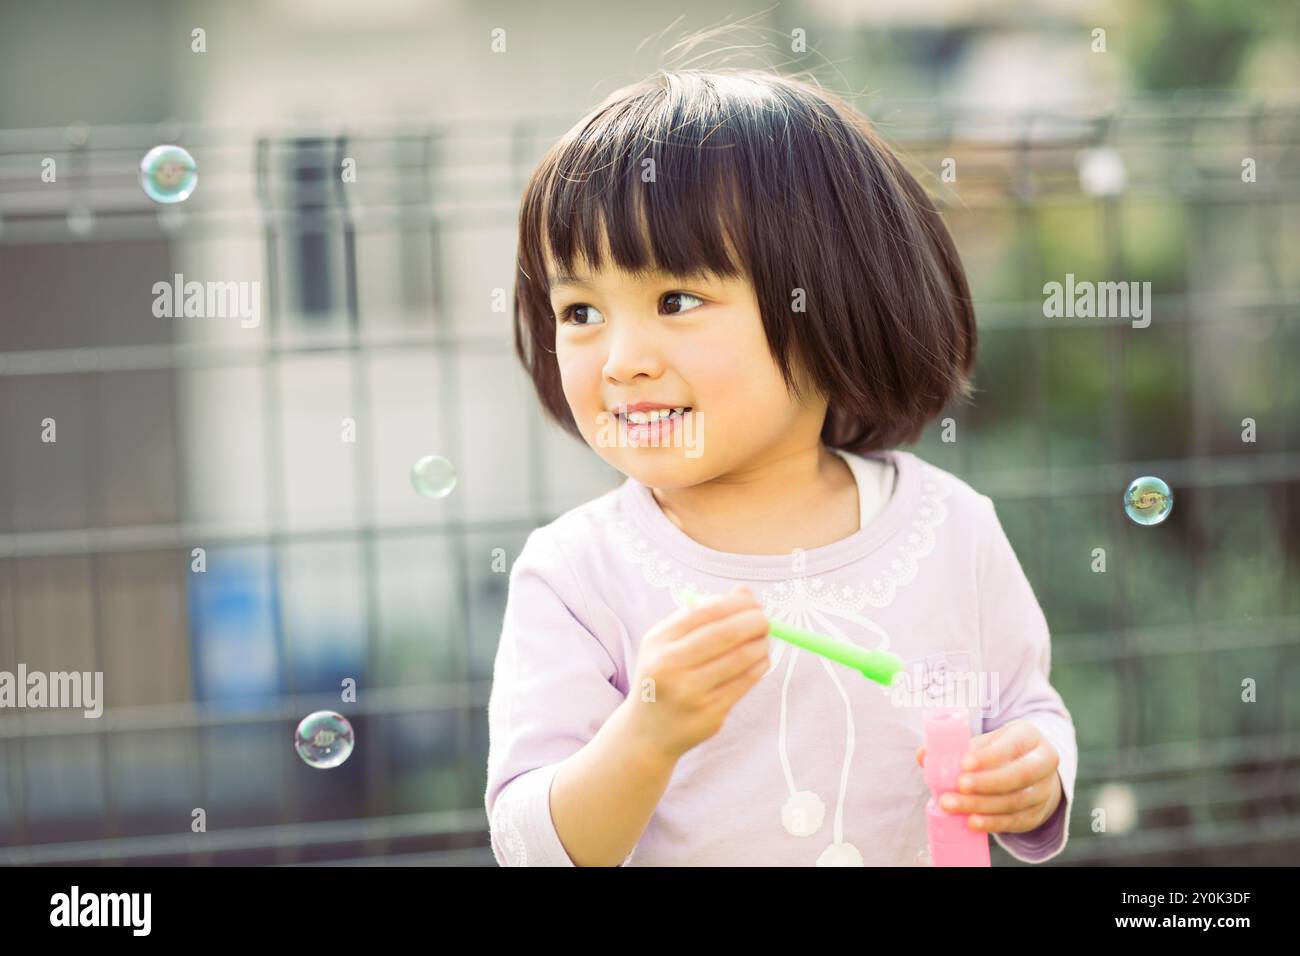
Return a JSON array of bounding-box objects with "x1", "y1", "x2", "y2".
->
[{"x1": 913, "y1": 719, "x2": 1062, "y2": 833}]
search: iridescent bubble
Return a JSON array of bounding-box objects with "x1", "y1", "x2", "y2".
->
[
  {"x1": 410, "y1": 454, "x2": 457, "y2": 498},
  {"x1": 139, "y1": 145, "x2": 197, "y2": 204},
  {"x1": 294, "y1": 710, "x2": 354, "y2": 769},
  {"x1": 1123, "y1": 476, "x2": 1172, "y2": 526}
]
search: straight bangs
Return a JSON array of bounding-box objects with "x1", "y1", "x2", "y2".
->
[{"x1": 525, "y1": 79, "x2": 755, "y2": 290}]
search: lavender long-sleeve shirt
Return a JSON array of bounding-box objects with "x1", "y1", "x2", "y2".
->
[{"x1": 484, "y1": 448, "x2": 1077, "y2": 866}]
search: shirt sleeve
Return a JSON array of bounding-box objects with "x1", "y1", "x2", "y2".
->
[
  {"x1": 975, "y1": 495, "x2": 1078, "y2": 864},
  {"x1": 483, "y1": 525, "x2": 634, "y2": 866}
]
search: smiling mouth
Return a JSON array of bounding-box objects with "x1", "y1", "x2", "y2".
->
[{"x1": 617, "y1": 407, "x2": 692, "y2": 426}]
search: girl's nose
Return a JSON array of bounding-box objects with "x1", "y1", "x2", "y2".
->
[{"x1": 602, "y1": 323, "x2": 665, "y2": 382}]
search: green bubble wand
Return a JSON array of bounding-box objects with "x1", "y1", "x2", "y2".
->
[{"x1": 677, "y1": 587, "x2": 904, "y2": 687}]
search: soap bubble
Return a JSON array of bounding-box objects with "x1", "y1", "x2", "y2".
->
[
  {"x1": 410, "y1": 454, "x2": 457, "y2": 498},
  {"x1": 139, "y1": 145, "x2": 197, "y2": 203},
  {"x1": 1123, "y1": 476, "x2": 1172, "y2": 526},
  {"x1": 294, "y1": 710, "x2": 354, "y2": 769}
]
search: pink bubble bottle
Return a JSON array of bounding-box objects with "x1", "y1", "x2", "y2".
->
[{"x1": 923, "y1": 706, "x2": 991, "y2": 867}]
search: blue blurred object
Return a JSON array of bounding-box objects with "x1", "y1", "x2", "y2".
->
[{"x1": 187, "y1": 547, "x2": 284, "y2": 710}]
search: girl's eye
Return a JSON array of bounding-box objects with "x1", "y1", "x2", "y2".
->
[
  {"x1": 555, "y1": 303, "x2": 606, "y2": 326},
  {"x1": 555, "y1": 292, "x2": 704, "y2": 326},
  {"x1": 661, "y1": 291, "x2": 704, "y2": 315}
]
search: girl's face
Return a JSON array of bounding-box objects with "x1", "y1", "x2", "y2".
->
[{"x1": 546, "y1": 236, "x2": 828, "y2": 491}]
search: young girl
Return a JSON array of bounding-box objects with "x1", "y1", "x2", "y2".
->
[{"x1": 485, "y1": 69, "x2": 1076, "y2": 866}]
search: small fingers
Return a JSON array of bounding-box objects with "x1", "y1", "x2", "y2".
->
[
  {"x1": 963, "y1": 806, "x2": 1050, "y2": 833},
  {"x1": 960, "y1": 721, "x2": 1038, "y2": 771},
  {"x1": 938, "y1": 784, "x2": 1041, "y2": 816},
  {"x1": 956, "y1": 741, "x2": 1058, "y2": 794}
]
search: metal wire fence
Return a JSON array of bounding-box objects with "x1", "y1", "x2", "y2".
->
[{"x1": 1, "y1": 96, "x2": 1297, "y2": 865}]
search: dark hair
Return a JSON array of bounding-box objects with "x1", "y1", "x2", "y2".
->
[{"x1": 513, "y1": 68, "x2": 975, "y2": 454}]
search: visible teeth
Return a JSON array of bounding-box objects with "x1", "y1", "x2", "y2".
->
[{"x1": 625, "y1": 407, "x2": 687, "y2": 424}]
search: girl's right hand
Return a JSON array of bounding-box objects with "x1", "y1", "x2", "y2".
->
[{"x1": 624, "y1": 584, "x2": 773, "y2": 763}]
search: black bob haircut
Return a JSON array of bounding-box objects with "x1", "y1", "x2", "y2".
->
[{"x1": 514, "y1": 68, "x2": 975, "y2": 455}]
